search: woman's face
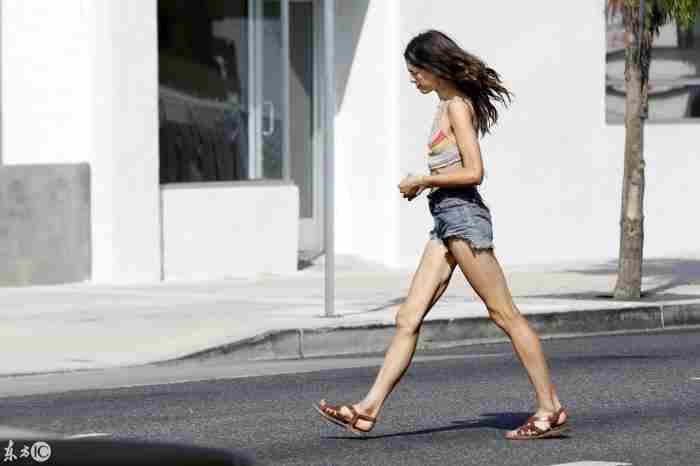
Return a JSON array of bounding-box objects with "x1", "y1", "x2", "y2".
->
[{"x1": 407, "y1": 63, "x2": 439, "y2": 94}]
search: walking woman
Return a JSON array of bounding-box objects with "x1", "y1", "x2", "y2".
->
[{"x1": 315, "y1": 30, "x2": 568, "y2": 440}]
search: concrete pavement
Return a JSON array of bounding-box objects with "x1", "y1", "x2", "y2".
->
[{"x1": 1, "y1": 254, "x2": 699, "y2": 377}]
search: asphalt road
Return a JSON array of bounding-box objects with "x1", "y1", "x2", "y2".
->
[{"x1": 1, "y1": 329, "x2": 699, "y2": 466}]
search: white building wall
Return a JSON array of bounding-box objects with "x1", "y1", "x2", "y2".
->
[
  {"x1": 383, "y1": 0, "x2": 699, "y2": 268},
  {"x1": 2, "y1": 0, "x2": 695, "y2": 284},
  {"x1": 88, "y1": 0, "x2": 161, "y2": 283},
  {"x1": 334, "y1": 0, "x2": 400, "y2": 266},
  {"x1": 1, "y1": 0, "x2": 92, "y2": 165},
  {"x1": 1, "y1": 0, "x2": 162, "y2": 283},
  {"x1": 616, "y1": 124, "x2": 700, "y2": 260},
  {"x1": 395, "y1": 0, "x2": 610, "y2": 267},
  {"x1": 161, "y1": 183, "x2": 299, "y2": 280},
  {"x1": 335, "y1": 0, "x2": 699, "y2": 269}
]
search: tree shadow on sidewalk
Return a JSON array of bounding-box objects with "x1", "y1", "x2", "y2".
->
[
  {"x1": 527, "y1": 258, "x2": 700, "y2": 302},
  {"x1": 324, "y1": 412, "x2": 571, "y2": 441}
]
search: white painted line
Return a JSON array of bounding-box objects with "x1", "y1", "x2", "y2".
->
[
  {"x1": 549, "y1": 462, "x2": 632, "y2": 466},
  {"x1": 67, "y1": 433, "x2": 111, "y2": 439},
  {"x1": 691, "y1": 377, "x2": 700, "y2": 381}
]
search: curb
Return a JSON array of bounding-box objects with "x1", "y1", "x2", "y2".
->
[{"x1": 164, "y1": 302, "x2": 700, "y2": 364}]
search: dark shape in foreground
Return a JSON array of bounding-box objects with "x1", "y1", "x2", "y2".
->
[{"x1": 0, "y1": 438, "x2": 254, "y2": 466}]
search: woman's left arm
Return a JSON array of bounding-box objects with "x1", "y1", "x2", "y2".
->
[{"x1": 421, "y1": 99, "x2": 484, "y2": 188}]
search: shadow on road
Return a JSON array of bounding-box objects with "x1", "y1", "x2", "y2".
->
[{"x1": 324, "y1": 412, "x2": 572, "y2": 441}]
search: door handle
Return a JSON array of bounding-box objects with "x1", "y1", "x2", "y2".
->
[{"x1": 263, "y1": 101, "x2": 275, "y2": 136}]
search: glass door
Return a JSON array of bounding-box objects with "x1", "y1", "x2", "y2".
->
[
  {"x1": 158, "y1": 0, "x2": 289, "y2": 183},
  {"x1": 251, "y1": 0, "x2": 289, "y2": 180},
  {"x1": 158, "y1": 0, "x2": 325, "y2": 254}
]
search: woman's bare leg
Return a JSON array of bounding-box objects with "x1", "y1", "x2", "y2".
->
[
  {"x1": 321, "y1": 239, "x2": 456, "y2": 431},
  {"x1": 445, "y1": 239, "x2": 565, "y2": 435}
]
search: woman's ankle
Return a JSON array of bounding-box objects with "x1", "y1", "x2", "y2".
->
[
  {"x1": 357, "y1": 399, "x2": 382, "y2": 417},
  {"x1": 535, "y1": 396, "x2": 558, "y2": 414}
]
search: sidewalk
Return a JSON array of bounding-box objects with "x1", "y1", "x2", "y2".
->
[{"x1": 1, "y1": 254, "x2": 699, "y2": 377}]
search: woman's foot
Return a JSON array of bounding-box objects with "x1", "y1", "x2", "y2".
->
[
  {"x1": 315, "y1": 400, "x2": 377, "y2": 434},
  {"x1": 504, "y1": 407, "x2": 569, "y2": 440},
  {"x1": 505, "y1": 410, "x2": 564, "y2": 440}
]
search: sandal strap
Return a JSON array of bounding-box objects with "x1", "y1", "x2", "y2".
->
[
  {"x1": 554, "y1": 407, "x2": 567, "y2": 426},
  {"x1": 519, "y1": 423, "x2": 545, "y2": 436},
  {"x1": 347, "y1": 406, "x2": 360, "y2": 426},
  {"x1": 347, "y1": 406, "x2": 376, "y2": 427},
  {"x1": 321, "y1": 402, "x2": 376, "y2": 426},
  {"x1": 515, "y1": 414, "x2": 556, "y2": 437},
  {"x1": 320, "y1": 402, "x2": 346, "y2": 421}
]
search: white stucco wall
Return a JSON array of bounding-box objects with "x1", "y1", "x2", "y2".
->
[
  {"x1": 1, "y1": 0, "x2": 162, "y2": 283},
  {"x1": 2, "y1": 0, "x2": 695, "y2": 284},
  {"x1": 88, "y1": 0, "x2": 161, "y2": 283},
  {"x1": 335, "y1": 0, "x2": 699, "y2": 269},
  {"x1": 1, "y1": 0, "x2": 92, "y2": 165},
  {"x1": 395, "y1": 0, "x2": 613, "y2": 268},
  {"x1": 161, "y1": 183, "x2": 299, "y2": 280},
  {"x1": 334, "y1": 0, "x2": 400, "y2": 266},
  {"x1": 612, "y1": 124, "x2": 700, "y2": 260}
]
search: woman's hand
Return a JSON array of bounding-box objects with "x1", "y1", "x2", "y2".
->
[
  {"x1": 403, "y1": 185, "x2": 427, "y2": 201},
  {"x1": 398, "y1": 175, "x2": 424, "y2": 193},
  {"x1": 398, "y1": 175, "x2": 427, "y2": 201}
]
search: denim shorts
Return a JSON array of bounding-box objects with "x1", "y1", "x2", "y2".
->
[{"x1": 427, "y1": 187, "x2": 494, "y2": 251}]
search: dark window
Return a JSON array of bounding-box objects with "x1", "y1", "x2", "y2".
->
[{"x1": 158, "y1": 0, "x2": 251, "y2": 183}]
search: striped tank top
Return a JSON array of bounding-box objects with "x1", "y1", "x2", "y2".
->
[{"x1": 426, "y1": 100, "x2": 462, "y2": 171}]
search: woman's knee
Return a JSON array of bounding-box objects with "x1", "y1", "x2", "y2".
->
[
  {"x1": 486, "y1": 302, "x2": 520, "y2": 330},
  {"x1": 395, "y1": 304, "x2": 423, "y2": 335}
]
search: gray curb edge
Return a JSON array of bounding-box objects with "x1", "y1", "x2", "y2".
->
[{"x1": 162, "y1": 302, "x2": 700, "y2": 365}]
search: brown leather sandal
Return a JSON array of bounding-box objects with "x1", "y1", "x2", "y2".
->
[
  {"x1": 314, "y1": 399, "x2": 377, "y2": 435},
  {"x1": 505, "y1": 410, "x2": 569, "y2": 440},
  {"x1": 552, "y1": 407, "x2": 570, "y2": 432}
]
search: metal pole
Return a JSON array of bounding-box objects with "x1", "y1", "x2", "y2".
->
[
  {"x1": 281, "y1": 0, "x2": 291, "y2": 181},
  {"x1": 323, "y1": 0, "x2": 336, "y2": 318},
  {"x1": 248, "y1": 0, "x2": 259, "y2": 179}
]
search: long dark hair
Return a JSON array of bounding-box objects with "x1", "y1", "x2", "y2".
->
[{"x1": 404, "y1": 30, "x2": 512, "y2": 136}]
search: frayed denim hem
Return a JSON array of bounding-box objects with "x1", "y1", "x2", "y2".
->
[{"x1": 441, "y1": 235, "x2": 494, "y2": 253}]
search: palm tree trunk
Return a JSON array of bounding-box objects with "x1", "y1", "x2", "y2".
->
[{"x1": 613, "y1": 5, "x2": 651, "y2": 300}]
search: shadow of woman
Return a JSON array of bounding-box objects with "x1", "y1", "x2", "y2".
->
[{"x1": 324, "y1": 412, "x2": 572, "y2": 441}]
